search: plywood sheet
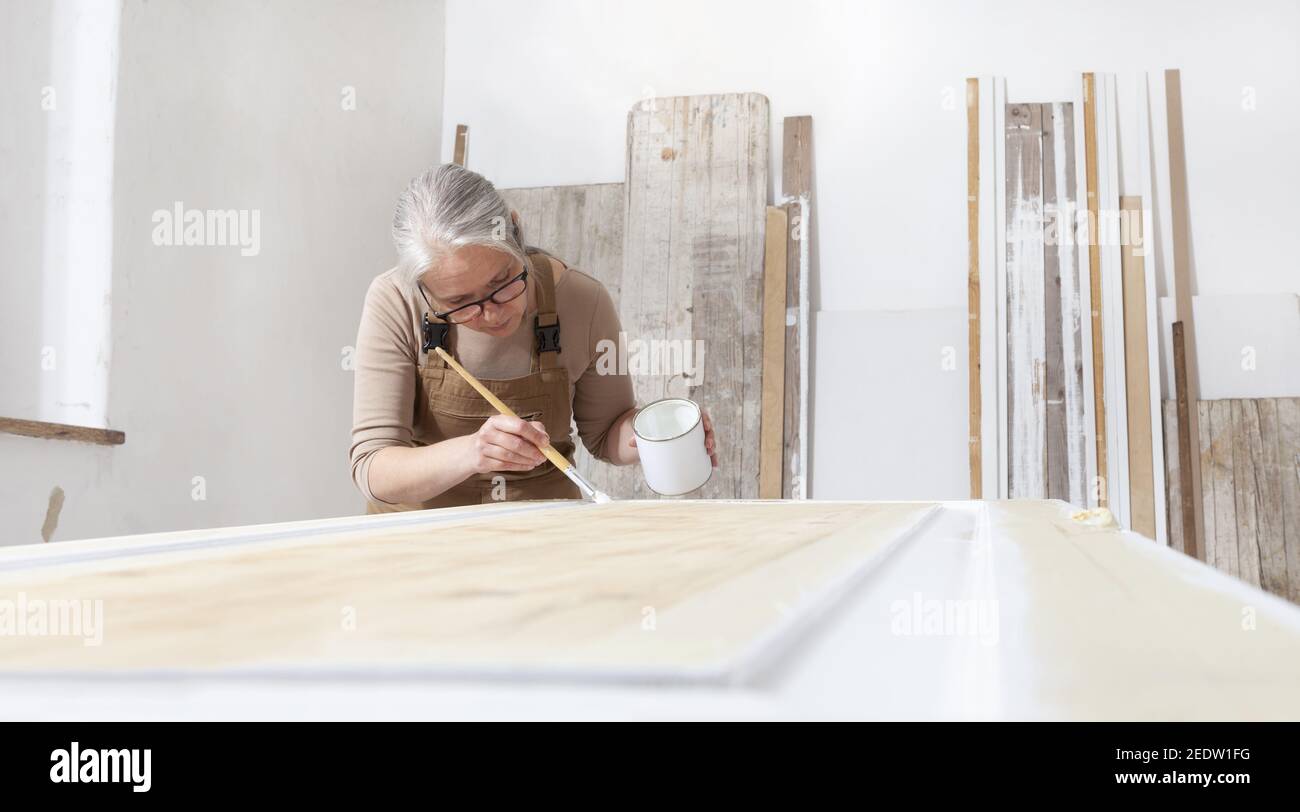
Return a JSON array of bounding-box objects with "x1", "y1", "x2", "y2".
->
[
  {"x1": 623, "y1": 93, "x2": 769, "y2": 499},
  {"x1": 0, "y1": 500, "x2": 937, "y2": 681}
]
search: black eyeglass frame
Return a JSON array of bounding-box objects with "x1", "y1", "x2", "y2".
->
[{"x1": 423, "y1": 268, "x2": 530, "y2": 324}]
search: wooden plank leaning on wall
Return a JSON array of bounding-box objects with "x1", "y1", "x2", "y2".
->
[
  {"x1": 1121, "y1": 195, "x2": 1157, "y2": 538},
  {"x1": 1165, "y1": 69, "x2": 1206, "y2": 562},
  {"x1": 1082, "y1": 73, "x2": 1108, "y2": 507},
  {"x1": 760, "y1": 206, "x2": 789, "y2": 498},
  {"x1": 966, "y1": 79, "x2": 982, "y2": 498},
  {"x1": 782, "y1": 115, "x2": 813, "y2": 499}
]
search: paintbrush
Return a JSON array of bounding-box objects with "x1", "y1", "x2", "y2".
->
[{"x1": 433, "y1": 346, "x2": 611, "y2": 503}]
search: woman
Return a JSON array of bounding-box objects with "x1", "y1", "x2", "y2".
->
[{"x1": 350, "y1": 164, "x2": 716, "y2": 510}]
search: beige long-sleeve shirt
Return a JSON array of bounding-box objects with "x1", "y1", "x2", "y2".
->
[{"x1": 349, "y1": 251, "x2": 634, "y2": 504}]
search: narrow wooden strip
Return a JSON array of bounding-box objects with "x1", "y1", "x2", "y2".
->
[
  {"x1": 966, "y1": 79, "x2": 981, "y2": 499},
  {"x1": 1165, "y1": 69, "x2": 1206, "y2": 565},
  {"x1": 1172, "y1": 323, "x2": 1201, "y2": 559},
  {"x1": 1162, "y1": 400, "x2": 1184, "y2": 553},
  {"x1": 781, "y1": 200, "x2": 802, "y2": 499},
  {"x1": 780, "y1": 113, "x2": 814, "y2": 499},
  {"x1": 1121, "y1": 196, "x2": 1156, "y2": 538},
  {"x1": 760, "y1": 206, "x2": 789, "y2": 499},
  {"x1": 453, "y1": 124, "x2": 469, "y2": 167},
  {"x1": 1276, "y1": 398, "x2": 1300, "y2": 603},
  {"x1": 1082, "y1": 73, "x2": 1108, "y2": 506},
  {"x1": 1052, "y1": 102, "x2": 1088, "y2": 507},
  {"x1": 0, "y1": 417, "x2": 124, "y2": 446}
]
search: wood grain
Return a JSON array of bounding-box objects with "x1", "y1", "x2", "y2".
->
[
  {"x1": 498, "y1": 183, "x2": 635, "y2": 498},
  {"x1": 782, "y1": 116, "x2": 813, "y2": 198},
  {"x1": 966, "y1": 79, "x2": 982, "y2": 499},
  {"x1": 760, "y1": 206, "x2": 788, "y2": 498},
  {"x1": 1082, "y1": 73, "x2": 1108, "y2": 506},
  {"x1": 0, "y1": 500, "x2": 936, "y2": 677},
  {"x1": 1163, "y1": 397, "x2": 1299, "y2": 603},
  {"x1": 1162, "y1": 400, "x2": 1184, "y2": 554},
  {"x1": 1120, "y1": 196, "x2": 1156, "y2": 538},
  {"x1": 781, "y1": 116, "x2": 813, "y2": 499},
  {"x1": 1173, "y1": 321, "x2": 1201, "y2": 559},
  {"x1": 1005, "y1": 103, "x2": 1047, "y2": 498},
  {"x1": 1209, "y1": 400, "x2": 1240, "y2": 577},
  {"x1": 1279, "y1": 398, "x2": 1300, "y2": 603},
  {"x1": 0, "y1": 417, "x2": 124, "y2": 446},
  {"x1": 624, "y1": 93, "x2": 769, "y2": 500}
]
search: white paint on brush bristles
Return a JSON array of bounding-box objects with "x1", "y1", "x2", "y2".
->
[{"x1": 592, "y1": 491, "x2": 611, "y2": 505}]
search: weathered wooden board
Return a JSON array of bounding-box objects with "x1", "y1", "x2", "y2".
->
[
  {"x1": 1041, "y1": 105, "x2": 1067, "y2": 501},
  {"x1": 1000, "y1": 101, "x2": 1087, "y2": 506},
  {"x1": 1005, "y1": 103, "x2": 1047, "y2": 498},
  {"x1": 759, "y1": 206, "x2": 788, "y2": 499},
  {"x1": 1120, "y1": 196, "x2": 1156, "y2": 538},
  {"x1": 624, "y1": 93, "x2": 769, "y2": 499},
  {"x1": 966, "y1": 80, "x2": 982, "y2": 499},
  {"x1": 1044, "y1": 102, "x2": 1087, "y2": 505},
  {"x1": 498, "y1": 182, "x2": 637, "y2": 499},
  {"x1": 0, "y1": 500, "x2": 937, "y2": 680},
  {"x1": 1164, "y1": 397, "x2": 1299, "y2": 603},
  {"x1": 782, "y1": 116, "x2": 813, "y2": 500}
]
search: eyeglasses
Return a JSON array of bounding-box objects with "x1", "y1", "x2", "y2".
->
[{"x1": 427, "y1": 268, "x2": 529, "y2": 324}]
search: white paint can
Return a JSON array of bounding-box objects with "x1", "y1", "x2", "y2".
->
[{"x1": 633, "y1": 397, "x2": 712, "y2": 496}]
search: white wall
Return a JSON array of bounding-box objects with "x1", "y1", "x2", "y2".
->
[
  {"x1": 442, "y1": 0, "x2": 1300, "y2": 498},
  {"x1": 1, "y1": 0, "x2": 446, "y2": 544}
]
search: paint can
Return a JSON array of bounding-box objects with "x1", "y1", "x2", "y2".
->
[{"x1": 633, "y1": 397, "x2": 712, "y2": 496}]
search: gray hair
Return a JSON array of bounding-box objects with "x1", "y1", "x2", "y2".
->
[{"x1": 391, "y1": 164, "x2": 527, "y2": 285}]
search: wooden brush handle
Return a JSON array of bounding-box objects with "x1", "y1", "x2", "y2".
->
[{"x1": 433, "y1": 346, "x2": 572, "y2": 472}]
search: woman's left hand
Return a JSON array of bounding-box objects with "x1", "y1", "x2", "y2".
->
[{"x1": 627, "y1": 407, "x2": 718, "y2": 468}]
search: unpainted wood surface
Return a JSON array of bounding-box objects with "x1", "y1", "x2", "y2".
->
[
  {"x1": 1082, "y1": 73, "x2": 1108, "y2": 506},
  {"x1": 781, "y1": 116, "x2": 812, "y2": 500},
  {"x1": 498, "y1": 182, "x2": 637, "y2": 499},
  {"x1": 760, "y1": 206, "x2": 788, "y2": 498},
  {"x1": 966, "y1": 79, "x2": 982, "y2": 499},
  {"x1": 0, "y1": 501, "x2": 935, "y2": 675},
  {"x1": 0, "y1": 417, "x2": 125, "y2": 447},
  {"x1": 1120, "y1": 196, "x2": 1156, "y2": 538},
  {"x1": 1163, "y1": 397, "x2": 1299, "y2": 603},
  {"x1": 624, "y1": 93, "x2": 769, "y2": 499}
]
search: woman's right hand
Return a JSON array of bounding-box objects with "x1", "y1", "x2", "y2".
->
[{"x1": 466, "y1": 414, "x2": 550, "y2": 473}]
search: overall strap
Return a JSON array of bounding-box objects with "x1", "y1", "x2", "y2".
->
[{"x1": 527, "y1": 250, "x2": 562, "y2": 370}]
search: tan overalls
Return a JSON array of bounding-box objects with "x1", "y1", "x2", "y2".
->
[{"x1": 367, "y1": 249, "x2": 581, "y2": 513}]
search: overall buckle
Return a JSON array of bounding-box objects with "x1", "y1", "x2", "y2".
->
[
  {"x1": 422, "y1": 314, "x2": 450, "y2": 352},
  {"x1": 534, "y1": 318, "x2": 561, "y2": 354}
]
